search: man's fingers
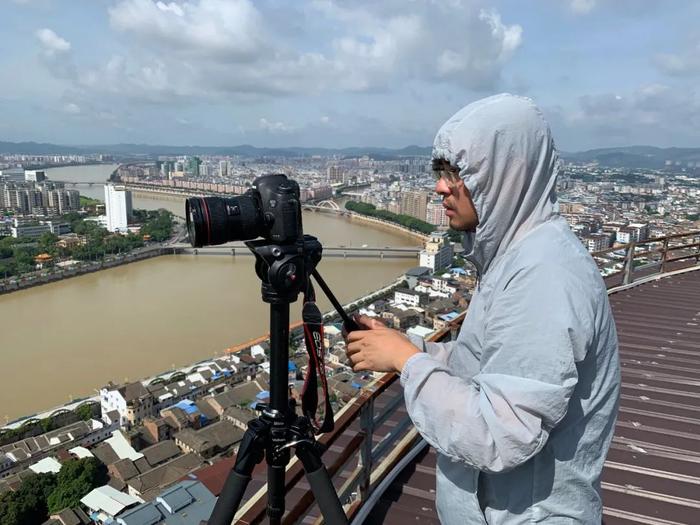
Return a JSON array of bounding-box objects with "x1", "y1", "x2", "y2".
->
[
  {"x1": 346, "y1": 342, "x2": 362, "y2": 356},
  {"x1": 352, "y1": 360, "x2": 369, "y2": 372},
  {"x1": 346, "y1": 330, "x2": 369, "y2": 343},
  {"x1": 355, "y1": 314, "x2": 386, "y2": 330}
]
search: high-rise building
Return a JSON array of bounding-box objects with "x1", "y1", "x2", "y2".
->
[
  {"x1": 46, "y1": 188, "x2": 80, "y2": 215},
  {"x1": 327, "y1": 165, "x2": 344, "y2": 184},
  {"x1": 426, "y1": 200, "x2": 449, "y2": 228},
  {"x1": 186, "y1": 157, "x2": 201, "y2": 177},
  {"x1": 219, "y1": 160, "x2": 229, "y2": 177},
  {"x1": 400, "y1": 190, "x2": 429, "y2": 221},
  {"x1": 419, "y1": 231, "x2": 453, "y2": 271},
  {"x1": 104, "y1": 184, "x2": 132, "y2": 233},
  {"x1": 161, "y1": 161, "x2": 172, "y2": 178}
]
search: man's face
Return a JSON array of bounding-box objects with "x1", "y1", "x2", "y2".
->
[{"x1": 433, "y1": 160, "x2": 479, "y2": 232}]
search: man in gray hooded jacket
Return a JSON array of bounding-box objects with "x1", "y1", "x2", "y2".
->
[{"x1": 346, "y1": 93, "x2": 620, "y2": 523}]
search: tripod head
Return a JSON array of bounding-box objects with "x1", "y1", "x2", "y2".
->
[{"x1": 245, "y1": 234, "x2": 322, "y2": 305}]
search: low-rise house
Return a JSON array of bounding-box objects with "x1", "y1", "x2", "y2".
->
[
  {"x1": 141, "y1": 416, "x2": 171, "y2": 445},
  {"x1": 394, "y1": 288, "x2": 427, "y2": 307},
  {"x1": 114, "y1": 480, "x2": 215, "y2": 525},
  {"x1": 126, "y1": 453, "x2": 203, "y2": 501},
  {"x1": 404, "y1": 266, "x2": 432, "y2": 288},
  {"x1": 323, "y1": 325, "x2": 343, "y2": 349},
  {"x1": 432, "y1": 311, "x2": 461, "y2": 331},
  {"x1": 174, "y1": 420, "x2": 244, "y2": 459},
  {"x1": 0, "y1": 419, "x2": 112, "y2": 473},
  {"x1": 381, "y1": 308, "x2": 421, "y2": 330},
  {"x1": 100, "y1": 382, "x2": 155, "y2": 428},
  {"x1": 406, "y1": 324, "x2": 435, "y2": 341},
  {"x1": 41, "y1": 507, "x2": 91, "y2": 525},
  {"x1": 108, "y1": 458, "x2": 141, "y2": 484},
  {"x1": 80, "y1": 485, "x2": 143, "y2": 523},
  {"x1": 221, "y1": 406, "x2": 255, "y2": 431},
  {"x1": 141, "y1": 440, "x2": 181, "y2": 469}
]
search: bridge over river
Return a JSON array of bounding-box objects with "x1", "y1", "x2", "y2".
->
[{"x1": 169, "y1": 243, "x2": 421, "y2": 259}]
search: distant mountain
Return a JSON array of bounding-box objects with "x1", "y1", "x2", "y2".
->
[
  {"x1": 0, "y1": 141, "x2": 84, "y2": 155},
  {"x1": 561, "y1": 146, "x2": 700, "y2": 169},
  {"x1": 0, "y1": 140, "x2": 432, "y2": 159},
  {"x1": 2, "y1": 140, "x2": 699, "y2": 168}
]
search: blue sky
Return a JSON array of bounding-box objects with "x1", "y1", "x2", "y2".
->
[{"x1": 1, "y1": 0, "x2": 698, "y2": 151}]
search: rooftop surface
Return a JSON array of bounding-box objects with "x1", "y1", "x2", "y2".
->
[{"x1": 365, "y1": 266, "x2": 700, "y2": 525}]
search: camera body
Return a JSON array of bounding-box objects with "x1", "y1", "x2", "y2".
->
[
  {"x1": 255, "y1": 174, "x2": 303, "y2": 244},
  {"x1": 186, "y1": 174, "x2": 302, "y2": 247}
]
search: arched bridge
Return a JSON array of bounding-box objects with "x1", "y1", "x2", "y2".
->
[{"x1": 316, "y1": 200, "x2": 340, "y2": 210}]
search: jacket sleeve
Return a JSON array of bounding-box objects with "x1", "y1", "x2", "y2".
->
[
  {"x1": 407, "y1": 333, "x2": 454, "y2": 365},
  {"x1": 401, "y1": 265, "x2": 586, "y2": 473}
]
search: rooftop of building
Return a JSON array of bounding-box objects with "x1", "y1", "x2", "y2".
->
[{"x1": 217, "y1": 232, "x2": 699, "y2": 524}]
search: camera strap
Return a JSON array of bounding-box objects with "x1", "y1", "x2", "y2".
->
[{"x1": 301, "y1": 282, "x2": 334, "y2": 434}]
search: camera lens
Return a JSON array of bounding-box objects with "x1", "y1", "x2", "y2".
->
[{"x1": 185, "y1": 195, "x2": 263, "y2": 247}]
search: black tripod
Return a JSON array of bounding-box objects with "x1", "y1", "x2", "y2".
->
[{"x1": 208, "y1": 236, "x2": 354, "y2": 525}]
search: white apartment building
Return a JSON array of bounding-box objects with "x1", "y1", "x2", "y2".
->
[
  {"x1": 394, "y1": 289, "x2": 423, "y2": 307},
  {"x1": 419, "y1": 231, "x2": 453, "y2": 271},
  {"x1": 100, "y1": 381, "x2": 155, "y2": 428},
  {"x1": 583, "y1": 233, "x2": 611, "y2": 253},
  {"x1": 11, "y1": 220, "x2": 51, "y2": 239},
  {"x1": 105, "y1": 184, "x2": 132, "y2": 233}
]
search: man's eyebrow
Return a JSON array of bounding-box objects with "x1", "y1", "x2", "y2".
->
[{"x1": 431, "y1": 158, "x2": 459, "y2": 171}]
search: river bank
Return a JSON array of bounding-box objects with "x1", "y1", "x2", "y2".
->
[{"x1": 0, "y1": 246, "x2": 168, "y2": 296}]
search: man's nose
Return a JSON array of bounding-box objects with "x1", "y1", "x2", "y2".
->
[{"x1": 435, "y1": 177, "x2": 450, "y2": 196}]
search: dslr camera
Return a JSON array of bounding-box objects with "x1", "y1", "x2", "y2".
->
[{"x1": 186, "y1": 174, "x2": 302, "y2": 247}]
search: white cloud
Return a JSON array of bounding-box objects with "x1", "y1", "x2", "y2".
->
[
  {"x1": 109, "y1": 0, "x2": 267, "y2": 60},
  {"x1": 62, "y1": 102, "x2": 80, "y2": 114},
  {"x1": 35, "y1": 28, "x2": 71, "y2": 56},
  {"x1": 258, "y1": 118, "x2": 294, "y2": 133},
  {"x1": 654, "y1": 41, "x2": 700, "y2": 77},
  {"x1": 552, "y1": 83, "x2": 700, "y2": 147},
  {"x1": 90, "y1": 0, "x2": 523, "y2": 101},
  {"x1": 570, "y1": 0, "x2": 596, "y2": 15}
]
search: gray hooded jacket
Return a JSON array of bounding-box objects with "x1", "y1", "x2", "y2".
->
[{"x1": 401, "y1": 94, "x2": 620, "y2": 524}]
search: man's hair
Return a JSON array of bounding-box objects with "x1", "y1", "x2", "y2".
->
[{"x1": 432, "y1": 158, "x2": 461, "y2": 182}]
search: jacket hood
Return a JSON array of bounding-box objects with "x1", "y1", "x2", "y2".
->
[{"x1": 432, "y1": 93, "x2": 560, "y2": 275}]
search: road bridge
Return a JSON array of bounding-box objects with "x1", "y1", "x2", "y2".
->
[
  {"x1": 169, "y1": 243, "x2": 421, "y2": 259},
  {"x1": 57, "y1": 181, "x2": 106, "y2": 187}
]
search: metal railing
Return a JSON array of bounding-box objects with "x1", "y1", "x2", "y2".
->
[
  {"x1": 234, "y1": 315, "x2": 464, "y2": 524},
  {"x1": 591, "y1": 230, "x2": 700, "y2": 287}
]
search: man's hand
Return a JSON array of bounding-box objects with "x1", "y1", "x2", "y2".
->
[{"x1": 345, "y1": 315, "x2": 420, "y2": 373}]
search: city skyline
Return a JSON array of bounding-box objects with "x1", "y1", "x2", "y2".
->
[{"x1": 1, "y1": 1, "x2": 699, "y2": 151}]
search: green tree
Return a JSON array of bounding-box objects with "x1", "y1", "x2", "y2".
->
[
  {"x1": 0, "y1": 472, "x2": 57, "y2": 525},
  {"x1": 46, "y1": 458, "x2": 107, "y2": 514},
  {"x1": 37, "y1": 233, "x2": 59, "y2": 256},
  {"x1": 140, "y1": 209, "x2": 174, "y2": 242},
  {"x1": 13, "y1": 246, "x2": 36, "y2": 274},
  {"x1": 74, "y1": 404, "x2": 95, "y2": 421}
]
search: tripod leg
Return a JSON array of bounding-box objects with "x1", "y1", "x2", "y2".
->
[
  {"x1": 296, "y1": 444, "x2": 349, "y2": 525},
  {"x1": 208, "y1": 419, "x2": 268, "y2": 525}
]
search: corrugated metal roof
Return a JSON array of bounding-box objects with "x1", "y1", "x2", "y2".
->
[{"x1": 365, "y1": 266, "x2": 700, "y2": 525}]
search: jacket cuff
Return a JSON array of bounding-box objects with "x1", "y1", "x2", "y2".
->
[{"x1": 399, "y1": 352, "x2": 432, "y2": 388}]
